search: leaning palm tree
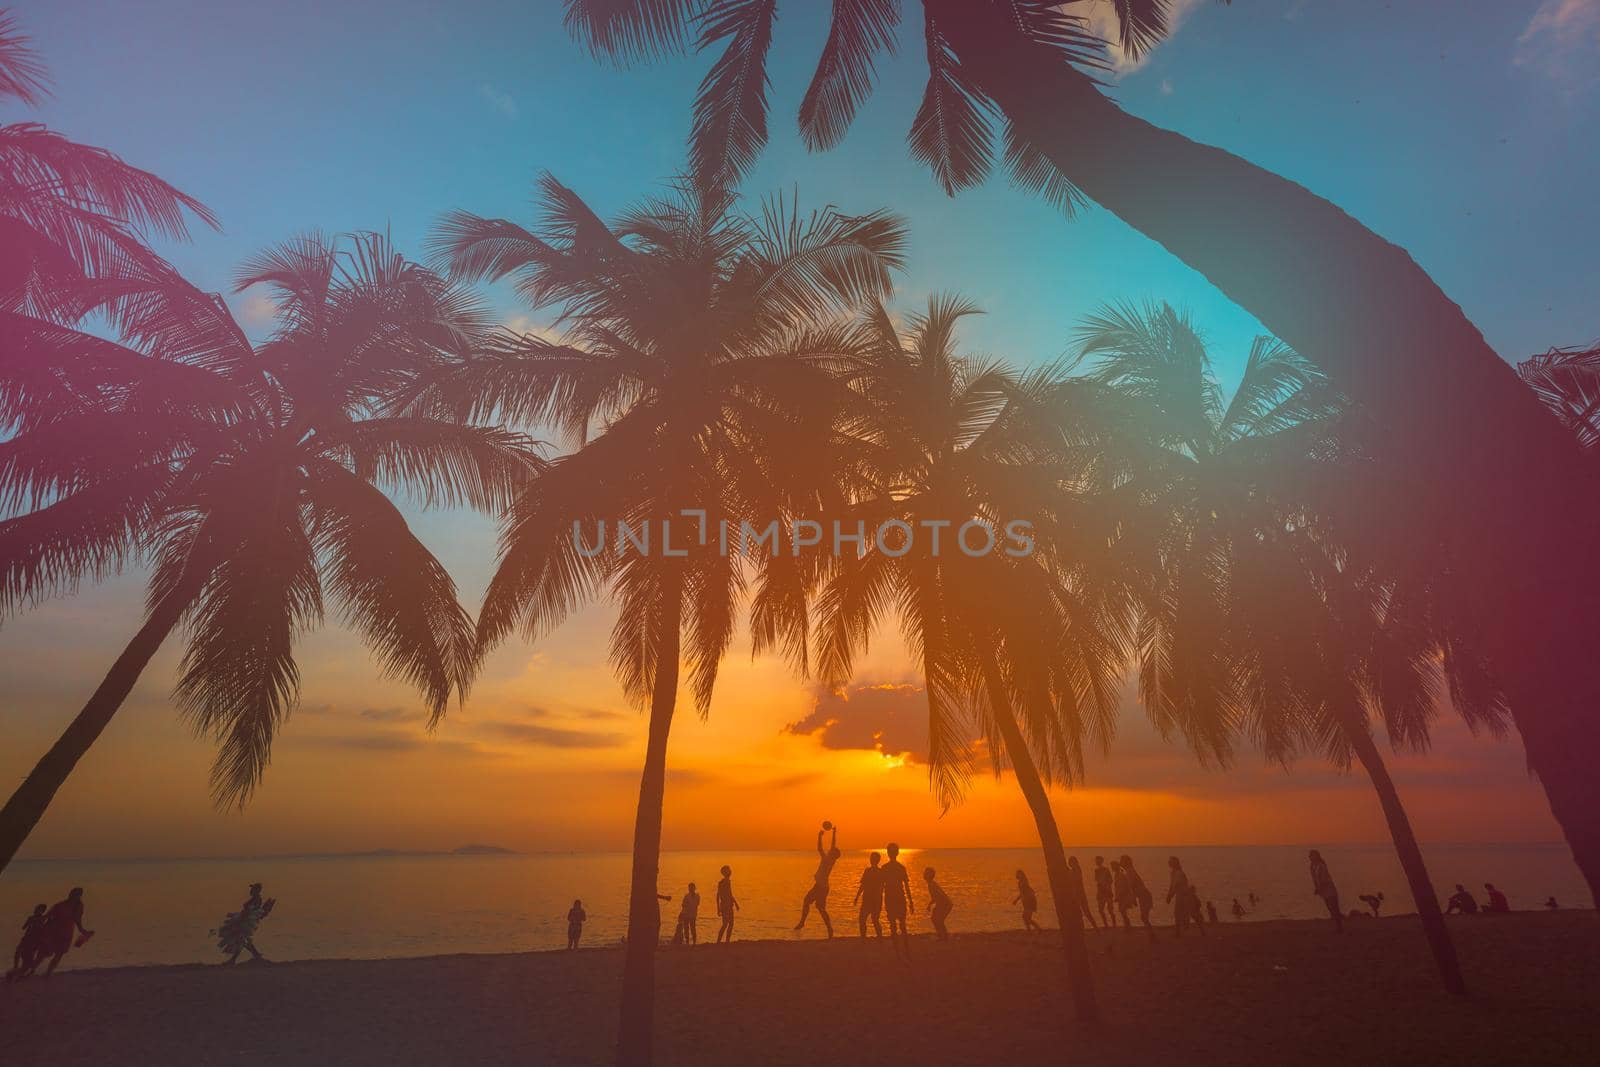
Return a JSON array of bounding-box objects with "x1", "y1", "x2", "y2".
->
[
  {"x1": 0, "y1": 232, "x2": 534, "y2": 874},
  {"x1": 561, "y1": 0, "x2": 1600, "y2": 902},
  {"x1": 1078, "y1": 302, "x2": 1493, "y2": 995},
  {"x1": 1519, "y1": 340, "x2": 1600, "y2": 454},
  {"x1": 426, "y1": 175, "x2": 903, "y2": 1064},
  {"x1": 812, "y1": 295, "x2": 1134, "y2": 1023}
]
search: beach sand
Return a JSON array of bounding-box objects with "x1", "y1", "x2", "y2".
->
[{"x1": 2, "y1": 911, "x2": 1595, "y2": 1064}]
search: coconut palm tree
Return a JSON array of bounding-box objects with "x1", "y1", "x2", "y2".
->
[
  {"x1": 1519, "y1": 341, "x2": 1600, "y2": 455},
  {"x1": 0, "y1": 232, "x2": 534, "y2": 874},
  {"x1": 1078, "y1": 301, "x2": 1500, "y2": 995},
  {"x1": 811, "y1": 295, "x2": 1135, "y2": 1023},
  {"x1": 427, "y1": 175, "x2": 904, "y2": 1064},
  {"x1": 560, "y1": 0, "x2": 1600, "y2": 903}
]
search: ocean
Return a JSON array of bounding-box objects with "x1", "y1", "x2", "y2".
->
[{"x1": 1, "y1": 843, "x2": 1585, "y2": 971}]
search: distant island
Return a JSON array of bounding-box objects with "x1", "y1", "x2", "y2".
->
[{"x1": 451, "y1": 844, "x2": 518, "y2": 856}]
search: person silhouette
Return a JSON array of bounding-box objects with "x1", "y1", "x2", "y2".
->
[
  {"x1": 1483, "y1": 883, "x2": 1510, "y2": 913},
  {"x1": 1066, "y1": 857, "x2": 1098, "y2": 929},
  {"x1": 1111, "y1": 859, "x2": 1134, "y2": 930},
  {"x1": 1122, "y1": 855, "x2": 1155, "y2": 938},
  {"x1": 1093, "y1": 856, "x2": 1116, "y2": 927},
  {"x1": 1544, "y1": 896, "x2": 1559, "y2": 911},
  {"x1": 7, "y1": 904, "x2": 48, "y2": 980},
  {"x1": 795, "y1": 821, "x2": 841, "y2": 937},
  {"x1": 882, "y1": 842, "x2": 914, "y2": 956},
  {"x1": 1358, "y1": 892, "x2": 1384, "y2": 919},
  {"x1": 1231, "y1": 897, "x2": 1246, "y2": 921},
  {"x1": 1014, "y1": 870, "x2": 1043, "y2": 932},
  {"x1": 1308, "y1": 850, "x2": 1343, "y2": 933},
  {"x1": 567, "y1": 899, "x2": 587, "y2": 949},
  {"x1": 1445, "y1": 884, "x2": 1478, "y2": 915},
  {"x1": 715, "y1": 865, "x2": 740, "y2": 943},
  {"x1": 1166, "y1": 857, "x2": 1195, "y2": 937},
  {"x1": 1205, "y1": 900, "x2": 1219, "y2": 925},
  {"x1": 674, "y1": 883, "x2": 701, "y2": 944},
  {"x1": 924, "y1": 868, "x2": 953, "y2": 940},
  {"x1": 34, "y1": 888, "x2": 92, "y2": 977},
  {"x1": 854, "y1": 852, "x2": 885, "y2": 938},
  {"x1": 216, "y1": 883, "x2": 274, "y2": 964}
]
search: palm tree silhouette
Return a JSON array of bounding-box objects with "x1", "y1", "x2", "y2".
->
[
  {"x1": 1078, "y1": 302, "x2": 1499, "y2": 995},
  {"x1": 812, "y1": 295, "x2": 1133, "y2": 1022},
  {"x1": 1519, "y1": 341, "x2": 1600, "y2": 455},
  {"x1": 0, "y1": 232, "x2": 534, "y2": 873},
  {"x1": 429, "y1": 175, "x2": 904, "y2": 1064},
  {"x1": 560, "y1": 0, "x2": 1600, "y2": 905}
]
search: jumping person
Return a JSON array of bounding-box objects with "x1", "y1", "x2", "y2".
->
[
  {"x1": 1093, "y1": 856, "x2": 1115, "y2": 927},
  {"x1": 1014, "y1": 870, "x2": 1043, "y2": 932},
  {"x1": 795, "y1": 821, "x2": 842, "y2": 937},
  {"x1": 882, "y1": 842, "x2": 914, "y2": 957},
  {"x1": 1308, "y1": 850, "x2": 1343, "y2": 932},
  {"x1": 715, "y1": 865, "x2": 739, "y2": 943},
  {"x1": 854, "y1": 852, "x2": 885, "y2": 938},
  {"x1": 924, "y1": 868, "x2": 953, "y2": 940},
  {"x1": 567, "y1": 900, "x2": 587, "y2": 949}
]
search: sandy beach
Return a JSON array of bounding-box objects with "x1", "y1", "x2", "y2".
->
[{"x1": 2, "y1": 911, "x2": 1594, "y2": 1065}]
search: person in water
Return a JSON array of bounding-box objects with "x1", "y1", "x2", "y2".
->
[
  {"x1": 1445, "y1": 884, "x2": 1478, "y2": 915},
  {"x1": 1065, "y1": 857, "x2": 1098, "y2": 929},
  {"x1": 854, "y1": 852, "x2": 885, "y2": 938},
  {"x1": 715, "y1": 865, "x2": 740, "y2": 943},
  {"x1": 881, "y1": 842, "x2": 914, "y2": 956},
  {"x1": 674, "y1": 883, "x2": 701, "y2": 944},
  {"x1": 795, "y1": 821, "x2": 842, "y2": 937},
  {"x1": 7, "y1": 904, "x2": 48, "y2": 980},
  {"x1": 32, "y1": 888, "x2": 92, "y2": 977},
  {"x1": 1122, "y1": 855, "x2": 1155, "y2": 937},
  {"x1": 1483, "y1": 883, "x2": 1510, "y2": 913},
  {"x1": 567, "y1": 900, "x2": 587, "y2": 950},
  {"x1": 1093, "y1": 856, "x2": 1116, "y2": 927},
  {"x1": 216, "y1": 883, "x2": 275, "y2": 964},
  {"x1": 924, "y1": 868, "x2": 953, "y2": 940},
  {"x1": 1014, "y1": 870, "x2": 1043, "y2": 932},
  {"x1": 1308, "y1": 850, "x2": 1343, "y2": 933}
]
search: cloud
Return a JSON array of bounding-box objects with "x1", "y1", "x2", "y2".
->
[
  {"x1": 785, "y1": 682, "x2": 930, "y2": 762},
  {"x1": 1515, "y1": 0, "x2": 1600, "y2": 90},
  {"x1": 1078, "y1": 0, "x2": 1209, "y2": 74},
  {"x1": 479, "y1": 83, "x2": 519, "y2": 120},
  {"x1": 1159, "y1": 78, "x2": 1174, "y2": 96},
  {"x1": 358, "y1": 706, "x2": 425, "y2": 723},
  {"x1": 234, "y1": 288, "x2": 278, "y2": 328},
  {"x1": 478, "y1": 720, "x2": 626, "y2": 749}
]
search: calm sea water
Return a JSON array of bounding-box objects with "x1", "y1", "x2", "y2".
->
[{"x1": 0, "y1": 844, "x2": 1585, "y2": 971}]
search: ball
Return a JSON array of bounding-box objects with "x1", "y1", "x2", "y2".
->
[{"x1": 821, "y1": 820, "x2": 833, "y2": 830}]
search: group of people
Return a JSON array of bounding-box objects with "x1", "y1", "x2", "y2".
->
[
  {"x1": 5, "y1": 887, "x2": 93, "y2": 980},
  {"x1": 1445, "y1": 882, "x2": 1513, "y2": 915},
  {"x1": 794, "y1": 824, "x2": 943, "y2": 955}
]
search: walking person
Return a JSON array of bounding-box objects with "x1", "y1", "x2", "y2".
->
[
  {"x1": 567, "y1": 900, "x2": 587, "y2": 949},
  {"x1": 1166, "y1": 857, "x2": 1195, "y2": 937},
  {"x1": 794, "y1": 821, "x2": 841, "y2": 937},
  {"x1": 882, "y1": 842, "x2": 914, "y2": 957},
  {"x1": 1066, "y1": 856, "x2": 1098, "y2": 929},
  {"x1": 715, "y1": 865, "x2": 740, "y2": 943},
  {"x1": 1112, "y1": 859, "x2": 1134, "y2": 930},
  {"x1": 1308, "y1": 850, "x2": 1343, "y2": 932},
  {"x1": 1014, "y1": 870, "x2": 1043, "y2": 932},
  {"x1": 1093, "y1": 856, "x2": 1116, "y2": 928},
  {"x1": 854, "y1": 852, "x2": 885, "y2": 938},
  {"x1": 6, "y1": 904, "x2": 48, "y2": 980},
  {"x1": 924, "y1": 868, "x2": 953, "y2": 941},
  {"x1": 33, "y1": 888, "x2": 93, "y2": 977},
  {"x1": 215, "y1": 882, "x2": 275, "y2": 964},
  {"x1": 673, "y1": 883, "x2": 701, "y2": 944},
  {"x1": 1122, "y1": 855, "x2": 1156, "y2": 938}
]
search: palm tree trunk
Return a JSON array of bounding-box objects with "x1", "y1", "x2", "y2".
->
[
  {"x1": 0, "y1": 587, "x2": 192, "y2": 876},
  {"x1": 1344, "y1": 716, "x2": 1467, "y2": 995},
  {"x1": 979, "y1": 656, "x2": 1098, "y2": 1024},
  {"x1": 615, "y1": 574, "x2": 682, "y2": 1067},
  {"x1": 936, "y1": 2, "x2": 1600, "y2": 904}
]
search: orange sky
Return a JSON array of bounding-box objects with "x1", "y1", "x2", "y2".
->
[{"x1": 0, "y1": 509, "x2": 1566, "y2": 861}]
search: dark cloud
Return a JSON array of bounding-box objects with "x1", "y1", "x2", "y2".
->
[
  {"x1": 479, "y1": 721, "x2": 626, "y2": 749},
  {"x1": 293, "y1": 733, "x2": 490, "y2": 758},
  {"x1": 359, "y1": 706, "x2": 425, "y2": 723},
  {"x1": 523, "y1": 705, "x2": 626, "y2": 722},
  {"x1": 785, "y1": 682, "x2": 929, "y2": 761}
]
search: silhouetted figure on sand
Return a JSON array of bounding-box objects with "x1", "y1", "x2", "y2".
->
[
  {"x1": 1122, "y1": 855, "x2": 1155, "y2": 937},
  {"x1": 1445, "y1": 884, "x2": 1479, "y2": 915},
  {"x1": 854, "y1": 852, "x2": 885, "y2": 938},
  {"x1": 795, "y1": 822, "x2": 842, "y2": 937},
  {"x1": 1231, "y1": 898, "x2": 1246, "y2": 921},
  {"x1": 1066, "y1": 857, "x2": 1098, "y2": 929},
  {"x1": 1483, "y1": 883, "x2": 1510, "y2": 913},
  {"x1": 1308, "y1": 850, "x2": 1343, "y2": 933},
  {"x1": 1111, "y1": 859, "x2": 1133, "y2": 929},
  {"x1": 674, "y1": 883, "x2": 701, "y2": 944},
  {"x1": 1093, "y1": 856, "x2": 1116, "y2": 927},
  {"x1": 1248, "y1": 891, "x2": 1259, "y2": 907},
  {"x1": 882, "y1": 842, "x2": 914, "y2": 956},
  {"x1": 567, "y1": 900, "x2": 587, "y2": 949},
  {"x1": 1544, "y1": 896, "x2": 1559, "y2": 910},
  {"x1": 30, "y1": 888, "x2": 93, "y2": 977},
  {"x1": 1167, "y1": 857, "x2": 1199, "y2": 937},
  {"x1": 716, "y1": 866, "x2": 740, "y2": 943},
  {"x1": 1359, "y1": 892, "x2": 1384, "y2": 919},
  {"x1": 216, "y1": 883, "x2": 274, "y2": 964},
  {"x1": 924, "y1": 868, "x2": 953, "y2": 940},
  {"x1": 1206, "y1": 900, "x2": 1219, "y2": 924},
  {"x1": 1014, "y1": 870, "x2": 1043, "y2": 932},
  {"x1": 6, "y1": 904, "x2": 48, "y2": 980}
]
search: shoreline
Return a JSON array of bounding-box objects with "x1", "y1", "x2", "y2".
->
[{"x1": 2, "y1": 911, "x2": 1594, "y2": 1065}]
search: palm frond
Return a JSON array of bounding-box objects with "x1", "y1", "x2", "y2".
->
[
  {"x1": 798, "y1": 0, "x2": 902, "y2": 151},
  {"x1": 907, "y1": 6, "x2": 996, "y2": 196},
  {"x1": 564, "y1": 0, "x2": 702, "y2": 64},
  {"x1": 0, "y1": 12, "x2": 49, "y2": 105},
  {"x1": 690, "y1": 0, "x2": 779, "y2": 191}
]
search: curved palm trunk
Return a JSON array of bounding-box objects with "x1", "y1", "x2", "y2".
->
[
  {"x1": 615, "y1": 575, "x2": 682, "y2": 1067},
  {"x1": 1344, "y1": 717, "x2": 1467, "y2": 996},
  {"x1": 0, "y1": 587, "x2": 191, "y2": 876},
  {"x1": 979, "y1": 657, "x2": 1098, "y2": 1024},
  {"x1": 936, "y1": 3, "x2": 1600, "y2": 903}
]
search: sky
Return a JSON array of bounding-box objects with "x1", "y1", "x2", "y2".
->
[{"x1": 2, "y1": 0, "x2": 1598, "y2": 859}]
